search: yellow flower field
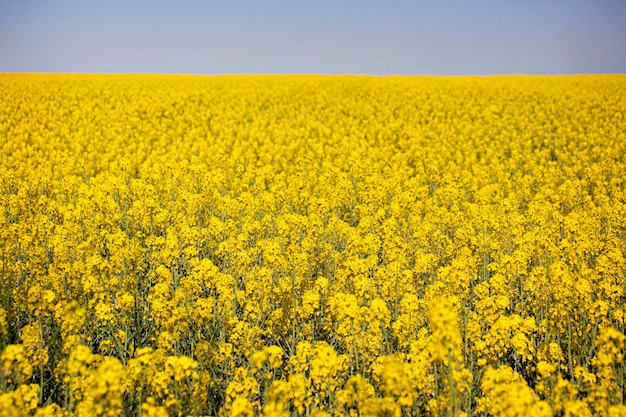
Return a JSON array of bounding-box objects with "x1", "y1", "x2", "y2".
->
[{"x1": 1, "y1": 73, "x2": 625, "y2": 416}]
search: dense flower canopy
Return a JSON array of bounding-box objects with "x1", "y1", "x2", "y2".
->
[{"x1": 1, "y1": 73, "x2": 625, "y2": 416}]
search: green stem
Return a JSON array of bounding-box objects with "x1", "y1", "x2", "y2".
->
[{"x1": 447, "y1": 349, "x2": 458, "y2": 417}]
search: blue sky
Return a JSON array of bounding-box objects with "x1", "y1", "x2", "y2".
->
[{"x1": 1, "y1": 0, "x2": 625, "y2": 74}]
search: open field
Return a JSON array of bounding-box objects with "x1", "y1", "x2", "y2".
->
[{"x1": 1, "y1": 74, "x2": 625, "y2": 416}]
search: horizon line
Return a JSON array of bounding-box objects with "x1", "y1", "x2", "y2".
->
[{"x1": 2, "y1": 71, "x2": 625, "y2": 77}]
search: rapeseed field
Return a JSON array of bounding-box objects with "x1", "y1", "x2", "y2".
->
[{"x1": 1, "y1": 73, "x2": 625, "y2": 416}]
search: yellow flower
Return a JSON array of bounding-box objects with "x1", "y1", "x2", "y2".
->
[
  {"x1": 1, "y1": 344, "x2": 33, "y2": 382},
  {"x1": 287, "y1": 373, "x2": 311, "y2": 415},
  {"x1": 116, "y1": 290, "x2": 135, "y2": 311},
  {"x1": 427, "y1": 296, "x2": 462, "y2": 362},
  {"x1": 0, "y1": 384, "x2": 40, "y2": 415},
  {"x1": 0, "y1": 307, "x2": 7, "y2": 335},
  {"x1": 165, "y1": 355, "x2": 198, "y2": 382},
  {"x1": 20, "y1": 323, "x2": 49, "y2": 368},
  {"x1": 479, "y1": 366, "x2": 551, "y2": 417},
  {"x1": 359, "y1": 397, "x2": 401, "y2": 417},
  {"x1": 372, "y1": 355, "x2": 414, "y2": 406},
  {"x1": 536, "y1": 361, "x2": 557, "y2": 379},
  {"x1": 336, "y1": 374, "x2": 376, "y2": 414},
  {"x1": 308, "y1": 342, "x2": 348, "y2": 394},
  {"x1": 141, "y1": 397, "x2": 170, "y2": 417}
]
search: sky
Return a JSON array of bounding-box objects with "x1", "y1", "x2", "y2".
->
[{"x1": 1, "y1": 0, "x2": 625, "y2": 75}]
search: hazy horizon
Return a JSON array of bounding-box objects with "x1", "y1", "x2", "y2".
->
[{"x1": 1, "y1": 0, "x2": 625, "y2": 75}]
